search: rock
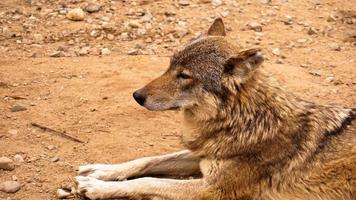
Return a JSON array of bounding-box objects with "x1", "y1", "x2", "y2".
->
[
  {"x1": 212, "y1": 0, "x2": 223, "y2": 7},
  {"x1": 47, "y1": 145, "x2": 55, "y2": 150},
  {"x1": 11, "y1": 104, "x2": 27, "y2": 112},
  {"x1": 85, "y1": 3, "x2": 101, "y2": 13},
  {"x1": 78, "y1": 47, "x2": 90, "y2": 56},
  {"x1": 101, "y1": 48, "x2": 111, "y2": 55},
  {"x1": 272, "y1": 48, "x2": 280, "y2": 56},
  {"x1": 107, "y1": 34, "x2": 115, "y2": 40},
  {"x1": 33, "y1": 33, "x2": 44, "y2": 43},
  {"x1": 49, "y1": 51, "x2": 61, "y2": 57},
  {"x1": 247, "y1": 21, "x2": 262, "y2": 32},
  {"x1": 178, "y1": 0, "x2": 190, "y2": 6},
  {"x1": 127, "y1": 49, "x2": 140, "y2": 55},
  {"x1": 8, "y1": 129, "x2": 18, "y2": 137},
  {"x1": 13, "y1": 154, "x2": 24, "y2": 163},
  {"x1": 57, "y1": 188, "x2": 71, "y2": 199},
  {"x1": 129, "y1": 20, "x2": 140, "y2": 28},
  {"x1": 66, "y1": 8, "x2": 85, "y2": 21},
  {"x1": 0, "y1": 181, "x2": 21, "y2": 193},
  {"x1": 309, "y1": 70, "x2": 321, "y2": 76},
  {"x1": 282, "y1": 15, "x2": 293, "y2": 25},
  {"x1": 261, "y1": 0, "x2": 271, "y2": 4},
  {"x1": 307, "y1": 27, "x2": 318, "y2": 35},
  {"x1": 325, "y1": 76, "x2": 334, "y2": 83},
  {"x1": 275, "y1": 59, "x2": 283, "y2": 64},
  {"x1": 329, "y1": 43, "x2": 341, "y2": 51},
  {"x1": 327, "y1": 12, "x2": 339, "y2": 22},
  {"x1": 51, "y1": 156, "x2": 59, "y2": 162},
  {"x1": 297, "y1": 38, "x2": 307, "y2": 43},
  {"x1": 90, "y1": 30, "x2": 99, "y2": 37},
  {"x1": 0, "y1": 157, "x2": 14, "y2": 170}
]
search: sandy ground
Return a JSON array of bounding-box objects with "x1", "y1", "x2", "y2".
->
[{"x1": 0, "y1": 0, "x2": 355, "y2": 199}]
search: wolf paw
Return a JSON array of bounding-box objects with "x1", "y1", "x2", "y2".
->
[
  {"x1": 75, "y1": 176, "x2": 109, "y2": 200},
  {"x1": 78, "y1": 164, "x2": 135, "y2": 181}
]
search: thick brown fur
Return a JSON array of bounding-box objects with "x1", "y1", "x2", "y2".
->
[{"x1": 75, "y1": 18, "x2": 355, "y2": 200}]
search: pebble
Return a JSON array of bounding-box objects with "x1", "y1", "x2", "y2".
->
[
  {"x1": 212, "y1": 0, "x2": 223, "y2": 7},
  {"x1": 325, "y1": 76, "x2": 334, "y2": 83},
  {"x1": 33, "y1": 33, "x2": 44, "y2": 43},
  {"x1": 11, "y1": 104, "x2": 27, "y2": 112},
  {"x1": 247, "y1": 21, "x2": 262, "y2": 32},
  {"x1": 57, "y1": 188, "x2": 71, "y2": 199},
  {"x1": 272, "y1": 48, "x2": 280, "y2": 56},
  {"x1": 0, "y1": 181, "x2": 21, "y2": 193},
  {"x1": 0, "y1": 157, "x2": 14, "y2": 170},
  {"x1": 51, "y1": 156, "x2": 59, "y2": 162},
  {"x1": 8, "y1": 129, "x2": 18, "y2": 137},
  {"x1": 13, "y1": 154, "x2": 24, "y2": 163},
  {"x1": 49, "y1": 51, "x2": 61, "y2": 57},
  {"x1": 129, "y1": 20, "x2": 140, "y2": 28},
  {"x1": 78, "y1": 46, "x2": 90, "y2": 56},
  {"x1": 47, "y1": 145, "x2": 56, "y2": 150},
  {"x1": 178, "y1": 0, "x2": 190, "y2": 6},
  {"x1": 297, "y1": 38, "x2": 307, "y2": 43},
  {"x1": 101, "y1": 48, "x2": 111, "y2": 55},
  {"x1": 328, "y1": 43, "x2": 341, "y2": 51},
  {"x1": 107, "y1": 34, "x2": 115, "y2": 40},
  {"x1": 85, "y1": 3, "x2": 101, "y2": 13},
  {"x1": 309, "y1": 70, "x2": 321, "y2": 76},
  {"x1": 66, "y1": 8, "x2": 85, "y2": 21},
  {"x1": 307, "y1": 27, "x2": 318, "y2": 35}
]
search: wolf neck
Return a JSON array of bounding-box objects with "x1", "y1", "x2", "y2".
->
[{"x1": 182, "y1": 70, "x2": 352, "y2": 161}]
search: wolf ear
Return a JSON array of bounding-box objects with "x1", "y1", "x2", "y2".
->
[
  {"x1": 224, "y1": 48, "x2": 264, "y2": 76},
  {"x1": 207, "y1": 18, "x2": 226, "y2": 36}
]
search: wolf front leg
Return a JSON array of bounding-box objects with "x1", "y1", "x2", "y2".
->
[
  {"x1": 75, "y1": 176, "x2": 213, "y2": 200},
  {"x1": 78, "y1": 150, "x2": 201, "y2": 181}
]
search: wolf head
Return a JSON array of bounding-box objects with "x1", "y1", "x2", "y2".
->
[{"x1": 133, "y1": 18, "x2": 264, "y2": 114}]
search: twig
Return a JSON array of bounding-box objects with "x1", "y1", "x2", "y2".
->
[{"x1": 30, "y1": 122, "x2": 85, "y2": 143}]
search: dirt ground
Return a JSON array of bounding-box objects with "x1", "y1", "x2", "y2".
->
[{"x1": 0, "y1": 0, "x2": 355, "y2": 199}]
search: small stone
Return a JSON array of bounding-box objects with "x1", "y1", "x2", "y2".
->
[
  {"x1": 8, "y1": 129, "x2": 18, "y2": 136},
  {"x1": 325, "y1": 76, "x2": 334, "y2": 83},
  {"x1": 328, "y1": 43, "x2": 341, "y2": 51},
  {"x1": 51, "y1": 156, "x2": 59, "y2": 162},
  {"x1": 90, "y1": 30, "x2": 99, "y2": 37},
  {"x1": 47, "y1": 145, "x2": 55, "y2": 150},
  {"x1": 275, "y1": 59, "x2": 283, "y2": 64},
  {"x1": 11, "y1": 104, "x2": 27, "y2": 112},
  {"x1": 309, "y1": 70, "x2": 321, "y2": 76},
  {"x1": 101, "y1": 48, "x2": 111, "y2": 55},
  {"x1": 127, "y1": 49, "x2": 140, "y2": 55},
  {"x1": 300, "y1": 63, "x2": 309, "y2": 68},
  {"x1": 307, "y1": 27, "x2": 318, "y2": 35},
  {"x1": 272, "y1": 48, "x2": 280, "y2": 56},
  {"x1": 212, "y1": 0, "x2": 223, "y2": 7},
  {"x1": 261, "y1": 0, "x2": 271, "y2": 4},
  {"x1": 57, "y1": 188, "x2": 71, "y2": 199},
  {"x1": 0, "y1": 157, "x2": 14, "y2": 170},
  {"x1": 0, "y1": 181, "x2": 21, "y2": 193},
  {"x1": 247, "y1": 21, "x2": 262, "y2": 32},
  {"x1": 85, "y1": 3, "x2": 101, "y2": 13},
  {"x1": 297, "y1": 38, "x2": 307, "y2": 43},
  {"x1": 78, "y1": 47, "x2": 90, "y2": 56},
  {"x1": 49, "y1": 51, "x2": 61, "y2": 57},
  {"x1": 33, "y1": 33, "x2": 44, "y2": 43},
  {"x1": 66, "y1": 8, "x2": 85, "y2": 21},
  {"x1": 178, "y1": 0, "x2": 190, "y2": 6},
  {"x1": 13, "y1": 154, "x2": 24, "y2": 163},
  {"x1": 129, "y1": 20, "x2": 140, "y2": 28},
  {"x1": 107, "y1": 34, "x2": 115, "y2": 40}
]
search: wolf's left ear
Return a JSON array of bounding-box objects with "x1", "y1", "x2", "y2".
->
[
  {"x1": 224, "y1": 48, "x2": 264, "y2": 76},
  {"x1": 207, "y1": 18, "x2": 226, "y2": 36}
]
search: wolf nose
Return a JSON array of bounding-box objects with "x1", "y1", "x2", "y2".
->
[{"x1": 133, "y1": 91, "x2": 146, "y2": 106}]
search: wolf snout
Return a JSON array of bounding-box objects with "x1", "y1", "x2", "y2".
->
[{"x1": 133, "y1": 90, "x2": 146, "y2": 106}]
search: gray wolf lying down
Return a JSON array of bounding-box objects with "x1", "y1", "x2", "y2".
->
[{"x1": 75, "y1": 18, "x2": 356, "y2": 200}]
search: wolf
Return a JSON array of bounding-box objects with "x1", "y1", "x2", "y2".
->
[{"x1": 74, "y1": 18, "x2": 356, "y2": 200}]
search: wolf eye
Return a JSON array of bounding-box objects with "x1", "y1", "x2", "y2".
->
[{"x1": 177, "y1": 73, "x2": 191, "y2": 79}]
